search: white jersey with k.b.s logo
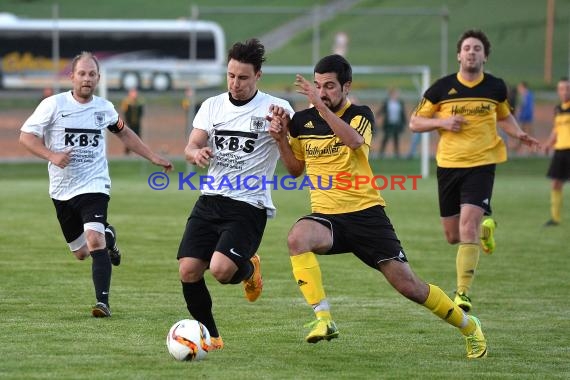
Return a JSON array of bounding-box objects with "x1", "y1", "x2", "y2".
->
[
  {"x1": 21, "y1": 91, "x2": 119, "y2": 200},
  {"x1": 193, "y1": 91, "x2": 294, "y2": 217}
]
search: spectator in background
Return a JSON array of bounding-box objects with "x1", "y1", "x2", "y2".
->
[
  {"x1": 120, "y1": 88, "x2": 145, "y2": 154},
  {"x1": 41, "y1": 87, "x2": 54, "y2": 101},
  {"x1": 377, "y1": 87, "x2": 407, "y2": 159},
  {"x1": 181, "y1": 87, "x2": 199, "y2": 134},
  {"x1": 333, "y1": 31, "x2": 349, "y2": 56},
  {"x1": 405, "y1": 131, "x2": 421, "y2": 160},
  {"x1": 507, "y1": 84, "x2": 518, "y2": 113},
  {"x1": 514, "y1": 81, "x2": 534, "y2": 154}
]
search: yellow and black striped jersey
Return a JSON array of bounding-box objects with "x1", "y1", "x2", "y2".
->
[
  {"x1": 413, "y1": 73, "x2": 511, "y2": 168},
  {"x1": 289, "y1": 101, "x2": 385, "y2": 214},
  {"x1": 553, "y1": 101, "x2": 570, "y2": 150}
]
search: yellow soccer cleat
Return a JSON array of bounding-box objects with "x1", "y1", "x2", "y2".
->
[
  {"x1": 465, "y1": 316, "x2": 488, "y2": 359},
  {"x1": 209, "y1": 336, "x2": 224, "y2": 351},
  {"x1": 243, "y1": 254, "x2": 263, "y2": 302},
  {"x1": 454, "y1": 292, "x2": 473, "y2": 312},
  {"x1": 304, "y1": 318, "x2": 339, "y2": 343},
  {"x1": 480, "y1": 218, "x2": 496, "y2": 255}
]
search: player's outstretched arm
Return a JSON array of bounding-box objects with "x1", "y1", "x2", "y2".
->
[
  {"x1": 116, "y1": 127, "x2": 173, "y2": 172},
  {"x1": 498, "y1": 114, "x2": 541, "y2": 150}
]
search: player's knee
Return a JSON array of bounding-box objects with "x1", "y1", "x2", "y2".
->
[
  {"x1": 84, "y1": 225, "x2": 106, "y2": 250},
  {"x1": 287, "y1": 233, "x2": 299, "y2": 254},
  {"x1": 73, "y1": 248, "x2": 90, "y2": 261},
  {"x1": 179, "y1": 261, "x2": 202, "y2": 283},
  {"x1": 210, "y1": 270, "x2": 233, "y2": 284},
  {"x1": 446, "y1": 236, "x2": 460, "y2": 245},
  {"x1": 445, "y1": 231, "x2": 460, "y2": 244},
  {"x1": 209, "y1": 263, "x2": 234, "y2": 284},
  {"x1": 287, "y1": 229, "x2": 309, "y2": 255}
]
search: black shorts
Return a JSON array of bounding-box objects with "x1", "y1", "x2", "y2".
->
[
  {"x1": 177, "y1": 195, "x2": 267, "y2": 266},
  {"x1": 300, "y1": 205, "x2": 408, "y2": 270},
  {"x1": 52, "y1": 193, "x2": 110, "y2": 243},
  {"x1": 547, "y1": 149, "x2": 570, "y2": 181},
  {"x1": 437, "y1": 164, "x2": 495, "y2": 217}
]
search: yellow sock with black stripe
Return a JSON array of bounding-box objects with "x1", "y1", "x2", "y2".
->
[
  {"x1": 291, "y1": 252, "x2": 327, "y2": 308},
  {"x1": 551, "y1": 189, "x2": 562, "y2": 223},
  {"x1": 423, "y1": 284, "x2": 475, "y2": 335},
  {"x1": 456, "y1": 243, "x2": 480, "y2": 295}
]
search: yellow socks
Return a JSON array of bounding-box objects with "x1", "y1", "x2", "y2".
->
[
  {"x1": 551, "y1": 189, "x2": 562, "y2": 223},
  {"x1": 423, "y1": 284, "x2": 475, "y2": 335},
  {"x1": 315, "y1": 310, "x2": 332, "y2": 320},
  {"x1": 456, "y1": 243, "x2": 480, "y2": 295},
  {"x1": 291, "y1": 252, "x2": 326, "y2": 307}
]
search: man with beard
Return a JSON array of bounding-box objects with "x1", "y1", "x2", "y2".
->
[
  {"x1": 269, "y1": 54, "x2": 489, "y2": 359},
  {"x1": 409, "y1": 30, "x2": 539, "y2": 312}
]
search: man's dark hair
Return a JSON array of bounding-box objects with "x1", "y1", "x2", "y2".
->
[
  {"x1": 227, "y1": 38, "x2": 266, "y2": 73},
  {"x1": 314, "y1": 54, "x2": 352, "y2": 86},
  {"x1": 456, "y1": 29, "x2": 491, "y2": 57}
]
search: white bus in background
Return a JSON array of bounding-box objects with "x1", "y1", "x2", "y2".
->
[{"x1": 0, "y1": 13, "x2": 226, "y2": 91}]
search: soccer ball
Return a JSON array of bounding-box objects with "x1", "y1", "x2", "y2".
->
[{"x1": 166, "y1": 319, "x2": 211, "y2": 361}]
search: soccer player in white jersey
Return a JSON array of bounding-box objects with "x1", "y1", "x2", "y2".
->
[
  {"x1": 177, "y1": 39, "x2": 294, "y2": 350},
  {"x1": 19, "y1": 52, "x2": 173, "y2": 318}
]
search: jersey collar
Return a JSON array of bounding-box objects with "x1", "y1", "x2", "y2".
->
[
  {"x1": 456, "y1": 72, "x2": 484, "y2": 88},
  {"x1": 228, "y1": 90, "x2": 258, "y2": 106}
]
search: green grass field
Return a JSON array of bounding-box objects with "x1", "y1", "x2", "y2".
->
[{"x1": 1, "y1": 158, "x2": 568, "y2": 379}]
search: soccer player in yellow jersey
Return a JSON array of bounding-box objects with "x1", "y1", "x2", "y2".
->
[
  {"x1": 544, "y1": 77, "x2": 570, "y2": 226},
  {"x1": 268, "y1": 54, "x2": 487, "y2": 358},
  {"x1": 409, "y1": 30, "x2": 540, "y2": 312}
]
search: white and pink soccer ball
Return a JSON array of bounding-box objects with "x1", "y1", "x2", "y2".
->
[{"x1": 166, "y1": 319, "x2": 211, "y2": 361}]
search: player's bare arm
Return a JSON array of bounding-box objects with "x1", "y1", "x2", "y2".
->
[
  {"x1": 149, "y1": 155, "x2": 174, "y2": 173},
  {"x1": 115, "y1": 127, "x2": 173, "y2": 172},
  {"x1": 410, "y1": 114, "x2": 465, "y2": 133},
  {"x1": 268, "y1": 112, "x2": 305, "y2": 178},
  {"x1": 19, "y1": 131, "x2": 72, "y2": 168},
  {"x1": 544, "y1": 130, "x2": 557, "y2": 154},
  {"x1": 498, "y1": 114, "x2": 541, "y2": 149},
  {"x1": 184, "y1": 128, "x2": 213, "y2": 168}
]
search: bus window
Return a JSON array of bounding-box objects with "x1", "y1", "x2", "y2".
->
[{"x1": 0, "y1": 14, "x2": 225, "y2": 91}]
